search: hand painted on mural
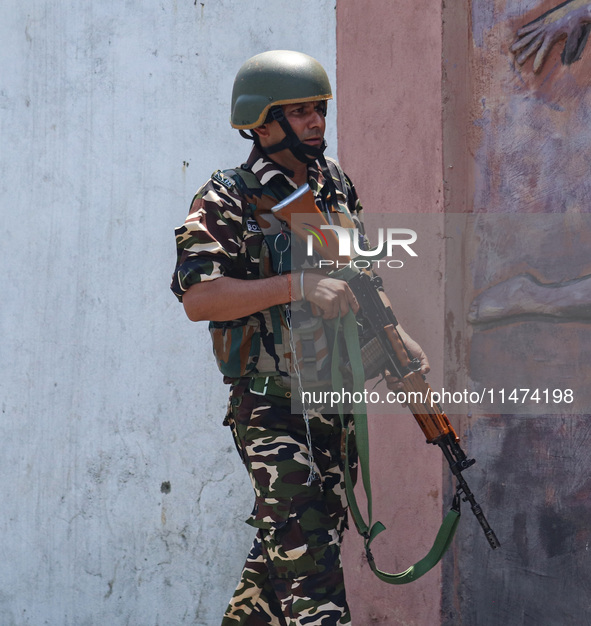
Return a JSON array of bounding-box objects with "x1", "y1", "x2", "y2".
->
[
  {"x1": 468, "y1": 273, "x2": 591, "y2": 324},
  {"x1": 512, "y1": 0, "x2": 591, "y2": 72}
]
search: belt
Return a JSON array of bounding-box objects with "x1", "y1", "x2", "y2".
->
[{"x1": 249, "y1": 376, "x2": 292, "y2": 399}]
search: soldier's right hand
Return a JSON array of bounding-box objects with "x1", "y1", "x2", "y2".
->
[{"x1": 297, "y1": 272, "x2": 359, "y2": 320}]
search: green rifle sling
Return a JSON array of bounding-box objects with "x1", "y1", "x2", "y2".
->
[{"x1": 330, "y1": 311, "x2": 460, "y2": 584}]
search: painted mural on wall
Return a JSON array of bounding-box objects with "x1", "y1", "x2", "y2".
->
[
  {"x1": 469, "y1": 271, "x2": 591, "y2": 324},
  {"x1": 512, "y1": 0, "x2": 591, "y2": 72},
  {"x1": 443, "y1": 1, "x2": 591, "y2": 624},
  {"x1": 464, "y1": 212, "x2": 591, "y2": 414}
]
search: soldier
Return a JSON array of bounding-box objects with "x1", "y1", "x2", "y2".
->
[{"x1": 171, "y1": 50, "x2": 427, "y2": 625}]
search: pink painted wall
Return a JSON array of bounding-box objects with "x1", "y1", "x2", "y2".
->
[{"x1": 337, "y1": 1, "x2": 446, "y2": 624}]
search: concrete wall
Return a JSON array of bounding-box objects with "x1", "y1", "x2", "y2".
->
[{"x1": 0, "y1": 2, "x2": 336, "y2": 624}]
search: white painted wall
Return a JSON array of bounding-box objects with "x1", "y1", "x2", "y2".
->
[{"x1": 0, "y1": 2, "x2": 336, "y2": 624}]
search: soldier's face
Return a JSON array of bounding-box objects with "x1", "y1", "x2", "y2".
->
[
  {"x1": 282, "y1": 101, "x2": 326, "y2": 146},
  {"x1": 257, "y1": 101, "x2": 326, "y2": 149},
  {"x1": 254, "y1": 101, "x2": 327, "y2": 178}
]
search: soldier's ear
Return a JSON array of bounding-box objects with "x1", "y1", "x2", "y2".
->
[{"x1": 252, "y1": 124, "x2": 270, "y2": 139}]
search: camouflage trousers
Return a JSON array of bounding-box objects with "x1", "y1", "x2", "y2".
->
[{"x1": 221, "y1": 381, "x2": 357, "y2": 626}]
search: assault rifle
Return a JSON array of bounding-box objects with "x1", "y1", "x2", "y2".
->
[
  {"x1": 270, "y1": 184, "x2": 500, "y2": 552},
  {"x1": 347, "y1": 270, "x2": 500, "y2": 550}
]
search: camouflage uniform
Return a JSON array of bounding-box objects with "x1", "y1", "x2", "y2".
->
[{"x1": 171, "y1": 146, "x2": 363, "y2": 625}]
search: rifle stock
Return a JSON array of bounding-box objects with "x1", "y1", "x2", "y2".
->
[{"x1": 272, "y1": 184, "x2": 347, "y2": 263}]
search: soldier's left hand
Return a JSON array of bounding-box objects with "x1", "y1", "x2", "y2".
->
[{"x1": 384, "y1": 329, "x2": 430, "y2": 398}]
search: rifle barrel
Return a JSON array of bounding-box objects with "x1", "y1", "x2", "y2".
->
[{"x1": 438, "y1": 438, "x2": 501, "y2": 550}]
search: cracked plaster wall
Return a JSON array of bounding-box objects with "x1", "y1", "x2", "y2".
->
[{"x1": 0, "y1": 2, "x2": 336, "y2": 624}]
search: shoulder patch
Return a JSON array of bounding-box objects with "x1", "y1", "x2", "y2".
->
[
  {"x1": 246, "y1": 218, "x2": 261, "y2": 233},
  {"x1": 212, "y1": 169, "x2": 236, "y2": 190}
]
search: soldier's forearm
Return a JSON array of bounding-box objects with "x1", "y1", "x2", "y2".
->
[{"x1": 182, "y1": 275, "x2": 299, "y2": 322}]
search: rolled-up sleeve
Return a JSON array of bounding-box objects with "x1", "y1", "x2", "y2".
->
[{"x1": 171, "y1": 179, "x2": 245, "y2": 301}]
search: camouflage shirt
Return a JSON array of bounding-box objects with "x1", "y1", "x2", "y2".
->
[{"x1": 171, "y1": 146, "x2": 365, "y2": 383}]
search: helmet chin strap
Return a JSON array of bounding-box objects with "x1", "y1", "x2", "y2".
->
[
  {"x1": 263, "y1": 106, "x2": 327, "y2": 165},
  {"x1": 251, "y1": 105, "x2": 340, "y2": 211},
  {"x1": 245, "y1": 106, "x2": 339, "y2": 211}
]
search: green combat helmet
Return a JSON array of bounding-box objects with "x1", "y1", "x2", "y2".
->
[
  {"x1": 231, "y1": 50, "x2": 332, "y2": 129},
  {"x1": 230, "y1": 50, "x2": 333, "y2": 165}
]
